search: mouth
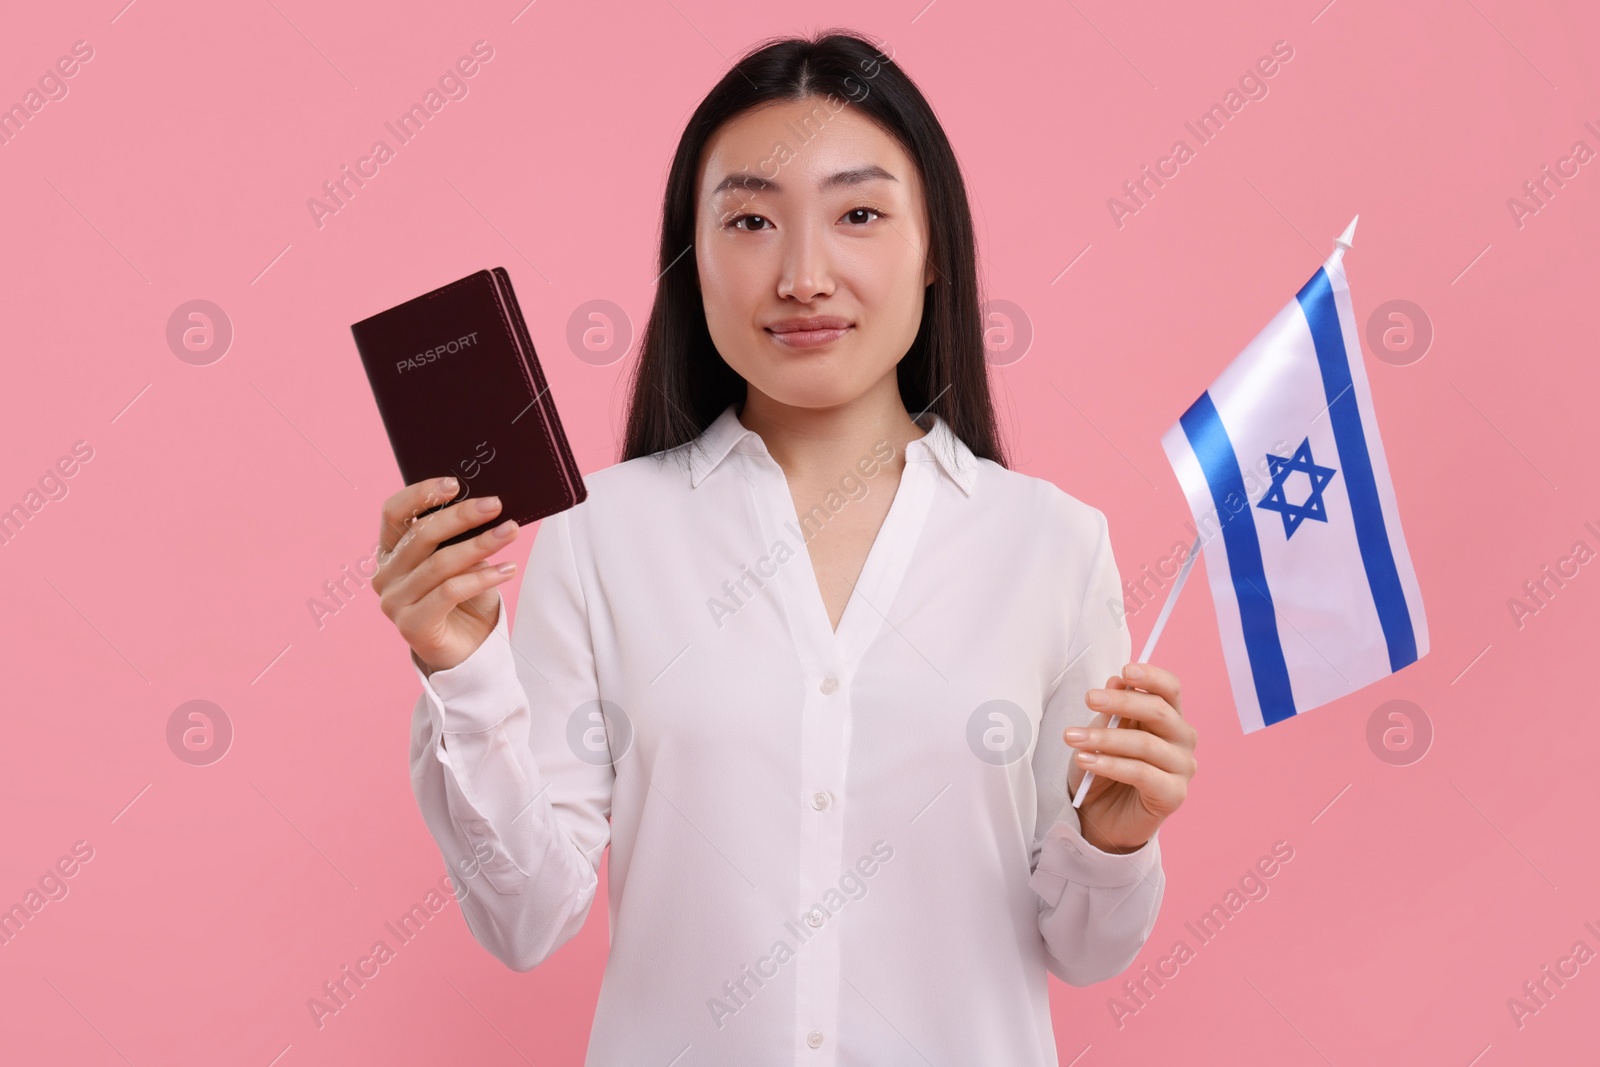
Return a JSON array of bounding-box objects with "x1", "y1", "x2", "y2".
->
[{"x1": 765, "y1": 319, "x2": 854, "y2": 350}]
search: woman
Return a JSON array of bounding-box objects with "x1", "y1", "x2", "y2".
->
[{"x1": 374, "y1": 29, "x2": 1197, "y2": 1065}]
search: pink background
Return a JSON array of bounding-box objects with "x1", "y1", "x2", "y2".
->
[{"x1": 2, "y1": 0, "x2": 1596, "y2": 1063}]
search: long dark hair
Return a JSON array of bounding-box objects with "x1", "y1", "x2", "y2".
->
[{"x1": 619, "y1": 28, "x2": 1009, "y2": 470}]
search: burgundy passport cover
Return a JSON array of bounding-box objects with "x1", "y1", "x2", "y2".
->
[{"x1": 351, "y1": 268, "x2": 586, "y2": 548}]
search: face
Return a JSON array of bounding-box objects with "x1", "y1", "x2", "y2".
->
[{"x1": 694, "y1": 96, "x2": 936, "y2": 412}]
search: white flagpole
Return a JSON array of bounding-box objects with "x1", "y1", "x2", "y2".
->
[
  {"x1": 1070, "y1": 213, "x2": 1361, "y2": 813},
  {"x1": 1071, "y1": 533, "x2": 1200, "y2": 808},
  {"x1": 1329, "y1": 214, "x2": 1358, "y2": 265}
]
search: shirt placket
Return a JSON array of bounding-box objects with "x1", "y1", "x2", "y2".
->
[{"x1": 740, "y1": 439, "x2": 939, "y2": 1065}]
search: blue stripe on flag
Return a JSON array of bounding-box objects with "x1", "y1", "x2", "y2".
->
[
  {"x1": 1179, "y1": 391, "x2": 1298, "y2": 725},
  {"x1": 1296, "y1": 269, "x2": 1419, "y2": 672}
]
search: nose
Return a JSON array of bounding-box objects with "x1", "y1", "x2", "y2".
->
[{"x1": 776, "y1": 222, "x2": 835, "y2": 302}]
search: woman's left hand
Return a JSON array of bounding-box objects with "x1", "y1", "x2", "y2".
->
[{"x1": 1064, "y1": 662, "x2": 1197, "y2": 854}]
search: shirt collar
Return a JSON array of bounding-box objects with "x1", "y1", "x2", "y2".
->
[{"x1": 687, "y1": 402, "x2": 978, "y2": 496}]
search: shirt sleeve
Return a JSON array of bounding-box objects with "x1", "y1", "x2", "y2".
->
[
  {"x1": 1026, "y1": 501, "x2": 1166, "y2": 986},
  {"x1": 406, "y1": 504, "x2": 613, "y2": 972}
]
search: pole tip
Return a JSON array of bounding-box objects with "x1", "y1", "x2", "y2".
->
[{"x1": 1334, "y1": 215, "x2": 1359, "y2": 252}]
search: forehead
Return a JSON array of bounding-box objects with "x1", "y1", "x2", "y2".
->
[{"x1": 696, "y1": 97, "x2": 919, "y2": 199}]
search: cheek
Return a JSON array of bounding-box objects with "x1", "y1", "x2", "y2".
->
[
  {"x1": 695, "y1": 240, "x2": 768, "y2": 372},
  {"x1": 696, "y1": 237, "x2": 761, "y2": 319},
  {"x1": 850, "y1": 249, "x2": 926, "y2": 336},
  {"x1": 844, "y1": 229, "x2": 922, "y2": 289},
  {"x1": 698, "y1": 274, "x2": 754, "y2": 350}
]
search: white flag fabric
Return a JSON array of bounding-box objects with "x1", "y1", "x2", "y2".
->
[{"x1": 1160, "y1": 248, "x2": 1428, "y2": 733}]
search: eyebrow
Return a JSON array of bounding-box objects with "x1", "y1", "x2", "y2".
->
[{"x1": 710, "y1": 164, "x2": 899, "y2": 197}]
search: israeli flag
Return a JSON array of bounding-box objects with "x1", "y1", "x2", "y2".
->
[{"x1": 1159, "y1": 218, "x2": 1428, "y2": 733}]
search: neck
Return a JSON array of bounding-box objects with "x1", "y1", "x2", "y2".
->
[{"x1": 736, "y1": 380, "x2": 927, "y2": 484}]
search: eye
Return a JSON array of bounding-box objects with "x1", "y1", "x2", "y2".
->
[
  {"x1": 725, "y1": 213, "x2": 771, "y2": 231},
  {"x1": 843, "y1": 207, "x2": 885, "y2": 225}
]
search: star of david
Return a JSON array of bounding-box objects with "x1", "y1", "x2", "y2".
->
[{"x1": 1255, "y1": 437, "x2": 1337, "y2": 538}]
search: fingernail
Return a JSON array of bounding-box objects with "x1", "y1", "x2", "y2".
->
[
  {"x1": 1064, "y1": 728, "x2": 1089, "y2": 743},
  {"x1": 493, "y1": 519, "x2": 517, "y2": 537},
  {"x1": 1125, "y1": 664, "x2": 1144, "y2": 680},
  {"x1": 1076, "y1": 751, "x2": 1097, "y2": 764},
  {"x1": 477, "y1": 496, "x2": 500, "y2": 514},
  {"x1": 1087, "y1": 690, "x2": 1107, "y2": 707},
  {"x1": 440, "y1": 477, "x2": 458, "y2": 494},
  {"x1": 495, "y1": 562, "x2": 516, "y2": 574}
]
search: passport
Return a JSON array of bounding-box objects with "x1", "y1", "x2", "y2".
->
[{"x1": 351, "y1": 267, "x2": 586, "y2": 548}]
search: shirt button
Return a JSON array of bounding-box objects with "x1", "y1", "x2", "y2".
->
[
  {"x1": 806, "y1": 908, "x2": 825, "y2": 927},
  {"x1": 810, "y1": 791, "x2": 831, "y2": 811},
  {"x1": 819, "y1": 676, "x2": 838, "y2": 695},
  {"x1": 807, "y1": 1029, "x2": 824, "y2": 1048}
]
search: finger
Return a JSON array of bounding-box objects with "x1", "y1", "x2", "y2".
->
[
  {"x1": 1085, "y1": 684, "x2": 1185, "y2": 741},
  {"x1": 1106, "y1": 676, "x2": 1200, "y2": 753},
  {"x1": 1064, "y1": 722, "x2": 1194, "y2": 775},
  {"x1": 1101, "y1": 677, "x2": 1140, "y2": 728},
  {"x1": 1065, "y1": 708, "x2": 1112, "y2": 760},
  {"x1": 382, "y1": 493, "x2": 508, "y2": 588},
  {"x1": 450, "y1": 558, "x2": 502, "y2": 586},
  {"x1": 396, "y1": 557, "x2": 517, "y2": 635},
  {"x1": 1121, "y1": 662, "x2": 1181, "y2": 715},
  {"x1": 385, "y1": 515, "x2": 520, "y2": 612},
  {"x1": 1065, "y1": 708, "x2": 1111, "y2": 795},
  {"x1": 379, "y1": 476, "x2": 462, "y2": 557},
  {"x1": 1072, "y1": 750, "x2": 1187, "y2": 809}
]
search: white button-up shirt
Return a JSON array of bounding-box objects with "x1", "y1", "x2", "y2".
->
[{"x1": 408, "y1": 402, "x2": 1165, "y2": 1066}]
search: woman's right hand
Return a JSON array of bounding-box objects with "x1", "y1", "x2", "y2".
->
[{"x1": 372, "y1": 476, "x2": 521, "y2": 674}]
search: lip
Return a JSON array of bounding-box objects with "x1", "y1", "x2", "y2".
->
[{"x1": 766, "y1": 316, "x2": 853, "y2": 350}]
